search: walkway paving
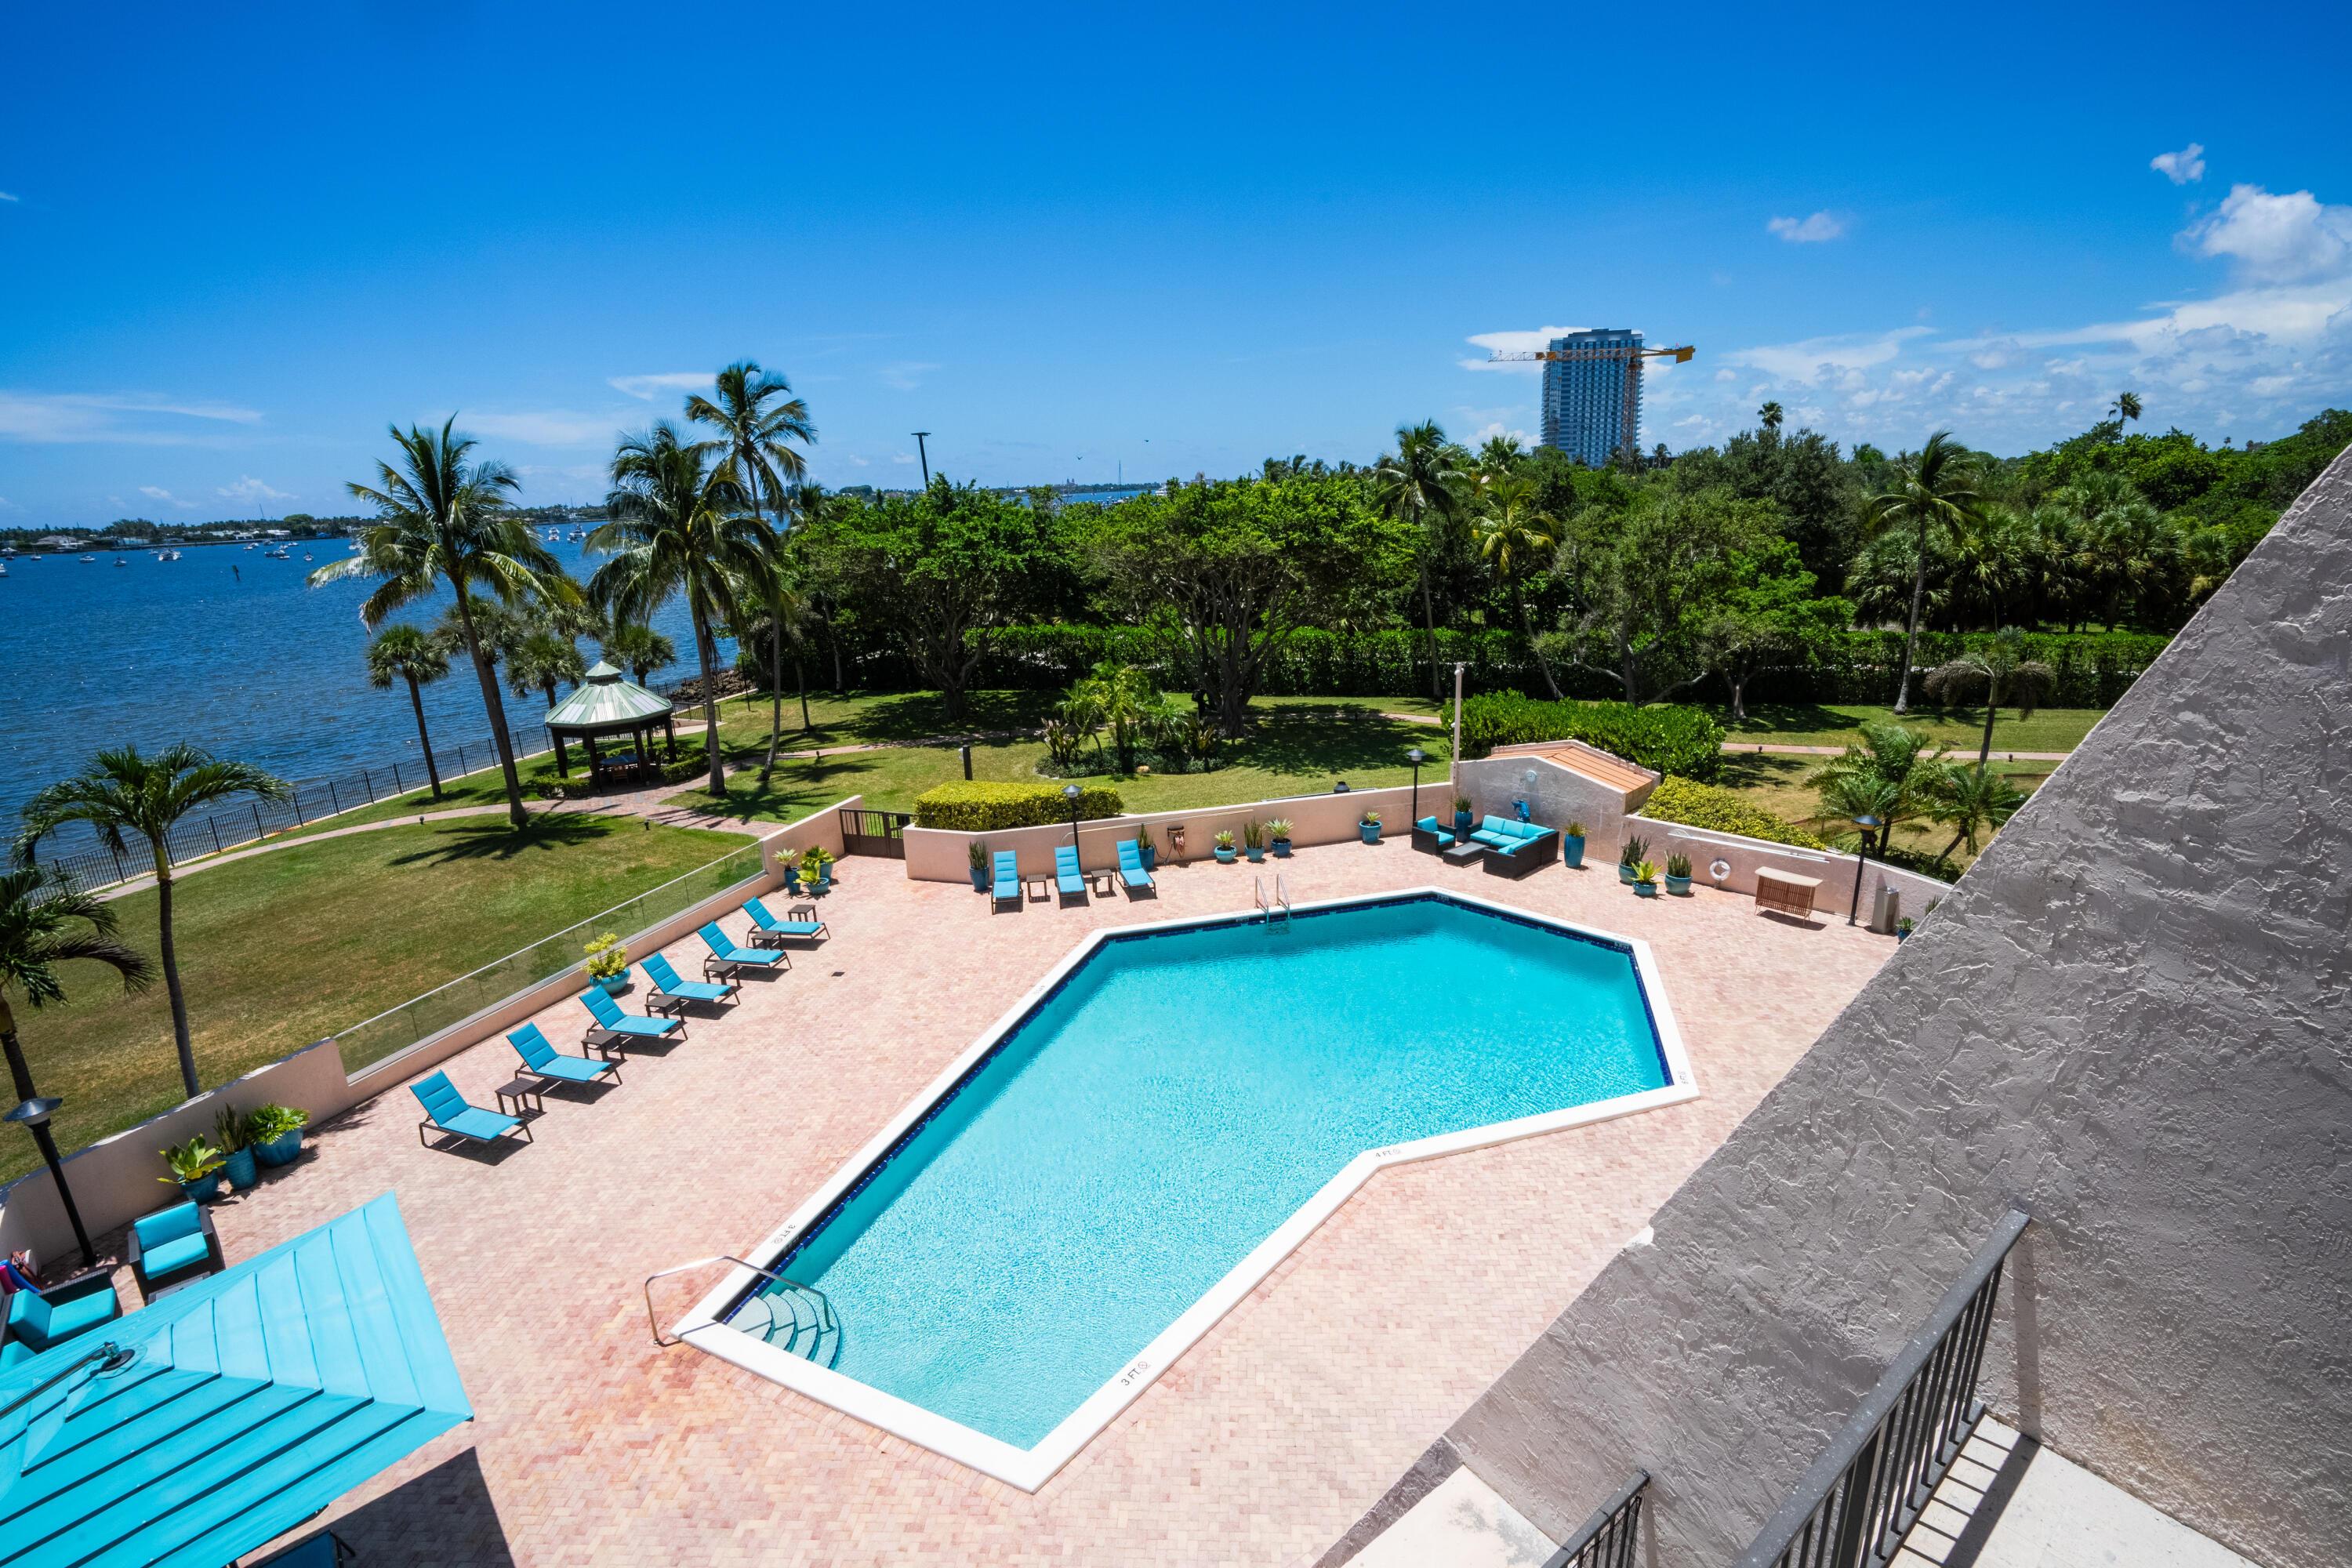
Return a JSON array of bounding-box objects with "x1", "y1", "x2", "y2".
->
[
  {"x1": 1375, "y1": 712, "x2": 2072, "y2": 763},
  {"x1": 192, "y1": 839, "x2": 1896, "y2": 1566}
]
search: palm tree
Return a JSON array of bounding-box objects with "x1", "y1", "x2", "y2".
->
[
  {"x1": 589, "y1": 423, "x2": 777, "y2": 798},
  {"x1": 0, "y1": 865, "x2": 154, "y2": 1105},
  {"x1": 1926, "y1": 761, "x2": 2027, "y2": 866},
  {"x1": 602, "y1": 624, "x2": 677, "y2": 687},
  {"x1": 728, "y1": 560, "x2": 816, "y2": 775},
  {"x1": 1922, "y1": 626, "x2": 2060, "y2": 766},
  {"x1": 1073, "y1": 662, "x2": 1159, "y2": 775},
  {"x1": 310, "y1": 419, "x2": 579, "y2": 829},
  {"x1": 1806, "y1": 720, "x2": 1947, "y2": 856},
  {"x1": 16, "y1": 746, "x2": 288, "y2": 1101},
  {"x1": 1472, "y1": 473, "x2": 1564, "y2": 700},
  {"x1": 1476, "y1": 433, "x2": 1525, "y2": 477},
  {"x1": 1371, "y1": 420, "x2": 1468, "y2": 699},
  {"x1": 2111, "y1": 391, "x2": 2143, "y2": 425},
  {"x1": 508, "y1": 630, "x2": 586, "y2": 710},
  {"x1": 1861, "y1": 431, "x2": 1982, "y2": 712},
  {"x1": 365, "y1": 624, "x2": 452, "y2": 800},
  {"x1": 686, "y1": 361, "x2": 815, "y2": 525},
  {"x1": 1759, "y1": 401, "x2": 1785, "y2": 437}
]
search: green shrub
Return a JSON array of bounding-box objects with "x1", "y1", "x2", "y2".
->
[
  {"x1": 913, "y1": 781, "x2": 1124, "y2": 831},
  {"x1": 1461, "y1": 693, "x2": 1726, "y2": 780},
  {"x1": 1639, "y1": 775, "x2": 1825, "y2": 848}
]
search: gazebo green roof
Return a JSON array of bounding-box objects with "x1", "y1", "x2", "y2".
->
[{"x1": 543, "y1": 660, "x2": 673, "y2": 734}]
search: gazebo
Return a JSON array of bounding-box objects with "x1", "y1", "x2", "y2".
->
[{"x1": 543, "y1": 660, "x2": 677, "y2": 786}]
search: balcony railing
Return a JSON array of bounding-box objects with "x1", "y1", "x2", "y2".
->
[
  {"x1": 1733, "y1": 1207, "x2": 2031, "y2": 1568},
  {"x1": 1543, "y1": 1470, "x2": 1648, "y2": 1568}
]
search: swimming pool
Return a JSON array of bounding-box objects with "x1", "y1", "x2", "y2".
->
[{"x1": 680, "y1": 887, "x2": 1696, "y2": 1488}]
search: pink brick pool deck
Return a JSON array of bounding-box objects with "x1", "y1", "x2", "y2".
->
[{"x1": 215, "y1": 840, "x2": 1896, "y2": 1566}]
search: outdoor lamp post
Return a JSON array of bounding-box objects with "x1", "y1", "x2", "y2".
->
[
  {"x1": 1848, "y1": 814, "x2": 1882, "y2": 927},
  {"x1": 1406, "y1": 747, "x2": 1425, "y2": 823},
  {"x1": 1063, "y1": 782, "x2": 1083, "y2": 849},
  {"x1": 5, "y1": 1097, "x2": 95, "y2": 1268}
]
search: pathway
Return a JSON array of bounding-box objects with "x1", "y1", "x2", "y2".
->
[{"x1": 1377, "y1": 713, "x2": 2072, "y2": 763}]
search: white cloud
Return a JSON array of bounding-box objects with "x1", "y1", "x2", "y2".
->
[
  {"x1": 1469, "y1": 421, "x2": 1533, "y2": 448},
  {"x1": 0, "y1": 391, "x2": 263, "y2": 444},
  {"x1": 1461, "y1": 325, "x2": 1588, "y2": 374},
  {"x1": 0, "y1": 191, "x2": 17, "y2": 203},
  {"x1": 218, "y1": 476, "x2": 292, "y2": 503},
  {"x1": 2180, "y1": 183, "x2": 2352, "y2": 286},
  {"x1": 1767, "y1": 212, "x2": 1847, "y2": 243},
  {"x1": 877, "y1": 362, "x2": 940, "y2": 391},
  {"x1": 1722, "y1": 328, "x2": 1933, "y2": 384},
  {"x1": 608, "y1": 372, "x2": 712, "y2": 401},
  {"x1": 848, "y1": 455, "x2": 870, "y2": 466},
  {"x1": 138, "y1": 485, "x2": 199, "y2": 508},
  {"x1": 462, "y1": 409, "x2": 615, "y2": 447},
  {"x1": 891, "y1": 452, "x2": 918, "y2": 464},
  {"x1": 2151, "y1": 143, "x2": 2206, "y2": 185}
]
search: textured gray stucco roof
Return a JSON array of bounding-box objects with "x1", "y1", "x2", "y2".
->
[
  {"x1": 543, "y1": 660, "x2": 673, "y2": 733},
  {"x1": 1437, "y1": 448, "x2": 2352, "y2": 1568}
]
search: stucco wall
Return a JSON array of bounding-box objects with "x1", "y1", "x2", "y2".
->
[
  {"x1": 1625, "y1": 818, "x2": 1954, "y2": 925},
  {"x1": 1454, "y1": 743, "x2": 1655, "y2": 858},
  {"x1": 1437, "y1": 448, "x2": 2352, "y2": 1568}
]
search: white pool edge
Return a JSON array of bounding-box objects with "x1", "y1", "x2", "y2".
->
[{"x1": 674, "y1": 884, "x2": 1700, "y2": 1492}]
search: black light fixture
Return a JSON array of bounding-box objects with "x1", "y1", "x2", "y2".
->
[
  {"x1": 1848, "y1": 814, "x2": 1883, "y2": 927},
  {"x1": 912, "y1": 432, "x2": 933, "y2": 487},
  {"x1": 5, "y1": 1097, "x2": 95, "y2": 1267},
  {"x1": 1406, "y1": 747, "x2": 1425, "y2": 822}
]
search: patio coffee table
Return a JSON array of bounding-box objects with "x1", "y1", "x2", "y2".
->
[
  {"x1": 1443, "y1": 840, "x2": 1485, "y2": 867},
  {"x1": 492, "y1": 1078, "x2": 546, "y2": 1119}
]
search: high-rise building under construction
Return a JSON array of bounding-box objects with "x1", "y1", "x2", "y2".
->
[{"x1": 1539, "y1": 328, "x2": 1642, "y2": 466}]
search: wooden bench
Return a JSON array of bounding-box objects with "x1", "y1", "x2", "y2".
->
[{"x1": 1755, "y1": 867, "x2": 1822, "y2": 919}]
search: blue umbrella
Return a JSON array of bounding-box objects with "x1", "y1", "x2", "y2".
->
[{"x1": 0, "y1": 1192, "x2": 472, "y2": 1566}]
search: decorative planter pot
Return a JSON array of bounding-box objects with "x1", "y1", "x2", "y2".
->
[
  {"x1": 223, "y1": 1147, "x2": 258, "y2": 1191},
  {"x1": 180, "y1": 1173, "x2": 223, "y2": 1203},
  {"x1": 1632, "y1": 881, "x2": 1659, "y2": 898},
  {"x1": 1617, "y1": 863, "x2": 1637, "y2": 884},
  {"x1": 253, "y1": 1129, "x2": 304, "y2": 1168},
  {"x1": 782, "y1": 868, "x2": 801, "y2": 894},
  {"x1": 1140, "y1": 844, "x2": 1158, "y2": 872},
  {"x1": 1896, "y1": 927, "x2": 1911, "y2": 943},
  {"x1": 969, "y1": 866, "x2": 988, "y2": 891},
  {"x1": 1664, "y1": 874, "x2": 1692, "y2": 896},
  {"x1": 1562, "y1": 834, "x2": 1586, "y2": 869},
  {"x1": 1271, "y1": 840, "x2": 1291, "y2": 858},
  {"x1": 1359, "y1": 824, "x2": 1381, "y2": 844},
  {"x1": 596, "y1": 971, "x2": 629, "y2": 996},
  {"x1": 1214, "y1": 846, "x2": 1237, "y2": 863},
  {"x1": 1245, "y1": 845, "x2": 1265, "y2": 863}
]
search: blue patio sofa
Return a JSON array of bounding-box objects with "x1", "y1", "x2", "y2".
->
[
  {"x1": 2, "y1": 1267, "x2": 124, "y2": 1366},
  {"x1": 1466, "y1": 815, "x2": 1560, "y2": 877}
]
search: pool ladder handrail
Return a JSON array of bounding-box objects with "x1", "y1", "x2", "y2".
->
[
  {"x1": 1255, "y1": 873, "x2": 1293, "y2": 929},
  {"x1": 644, "y1": 1254, "x2": 838, "y2": 1348}
]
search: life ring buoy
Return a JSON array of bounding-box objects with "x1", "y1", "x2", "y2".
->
[{"x1": 1709, "y1": 858, "x2": 1732, "y2": 881}]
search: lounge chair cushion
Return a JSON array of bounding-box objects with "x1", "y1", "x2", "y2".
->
[
  {"x1": 1416, "y1": 816, "x2": 1456, "y2": 846},
  {"x1": 140, "y1": 1232, "x2": 211, "y2": 1279},
  {"x1": 132, "y1": 1202, "x2": 204, "y2": 1251},
  {"x1": 0, "y1": 1341, "x2": 34, "y2": 1369},
  {"x1": 698, "y1": 924, "x2": 780, "y2": 964},
  {"x1": 8, "y1": 1285, "x2": 118, "y2": 1350},
  {"x1": 645, "y1": 954, "x2": 732, "y2": 1000},
  {"x1": 441, "y1": 1105, "x2": 520, "y2": 1142},
  {"x1": 582, "y1": 989, "x2": 681, "y2": 1033},
  {"x1": 1054, "y1": 846, "x2": 1085, "y2": 893}
]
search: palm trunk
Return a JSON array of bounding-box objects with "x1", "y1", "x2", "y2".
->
[
  {"x1": 453, "y1": 588, "x2": 531, "y2": 829},
  {"x1": 1894, "y1": 517, "x2": 1929, "y2": 713},
  {"x1": 765, "y1": 621, "x2": 783, "y2": 775},
  {"x1": 798, "y1": 659, "x2": 811, "y2": 731},
  {"x1": 1419, "y1": 568, "x2": 1440, "y2": 699},
  {"x1": 1978, "y1": 699, "x2": 1998, "y2": 768},
  {"x1": 153, "y1": 846, "x2": 199, "y2": 1101},
  {"x1": 691, "y1": 601, "x2": 725, "y2": 797},
  {"x1": 406, "y1": 675, "x2": 445, "y2": 799},
  {"x1": 1514, "y1": 583, "x2": 1561, "y2": 701},
  {"x1": 0, "y1": 997, "x2": 37, "y2": 1105}
]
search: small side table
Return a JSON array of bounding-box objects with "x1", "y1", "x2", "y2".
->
[
  {"x1": 1755, "y1": 868, "x2": 1822, "y2": 919},
  {"x1": 493, "y1": 1079, "x2": 546, "y2": 1120},
  {"x1": 1443, "y1": 840, "x2": 1485, "y2": 868}
]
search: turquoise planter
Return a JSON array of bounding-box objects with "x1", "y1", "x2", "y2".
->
[
  {"x1": 1454, "y1": 811, "x2": 1473, "y2": 837},
  {"x1": 1271, "y1": 840, "x2": 1291, "y2": 858},
  {"x1": 223, "y1": 1146, "x2": 258, "y2": 1191},
  {"x1": 1617, "y1": 862, "x2": 1636, "y2": 884},
  {"x1": 1633, "y1": 881, "x2": 1659, "y2": 898},
  {"x1": 969, "y1": 866, "x2": 988, "y2": 891},
  {"x1": 597, "y1": 971, "x2": 629, "y2": 996},
  {"x1": 180, "y1": 1173, "x2": 223, "y2": 1203},
  {"x1": 1562, "y1": 834, "x2": 1586, "y2": 869},
  {"x1": 253, "y1": 1128, "x2": 304, "y2": 1168},
  {"x1": 1359, "y1": 824, "x2": 1381, "y2": 844},
  {"x1": 1245, "y1": 845, "x2": 1265, "y2": 863},
  {"x1": 1665, "y1": 874, "x2": 1693, "y2": 896},
  {"x1": 1214, "y1": 847, "x2": 1236, "y2": 863}
]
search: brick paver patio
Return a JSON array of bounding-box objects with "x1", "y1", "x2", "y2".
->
[{"x1": 204, "y1": 835, "x2": 1896, "y2": 1566}]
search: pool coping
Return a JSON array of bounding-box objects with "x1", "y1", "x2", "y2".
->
[{"x1": 674, "y1": 884, "x2": 1700, "y2": 1492}]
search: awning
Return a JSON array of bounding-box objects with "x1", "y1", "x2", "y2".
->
[{"x1": 0, "y1": 1192, "x2": 471, "y2": 1566}]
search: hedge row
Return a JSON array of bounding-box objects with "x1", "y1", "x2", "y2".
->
[
  {"x1": 1638, "y1": 776, "x2": 1825, "y2": 849},
  {"x1": 912, "y1": 781, "x2": 1126, "y2": 832},
  {"x1": 1460, "y1": 693, "x2": 1726, "y2": 780}
]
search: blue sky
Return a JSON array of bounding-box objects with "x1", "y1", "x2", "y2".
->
[{"x1": 3, "y1": 1, "x2": 2348, "y2": 526}]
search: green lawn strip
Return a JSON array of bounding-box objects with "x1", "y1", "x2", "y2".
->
[
  {"x1": 1710, "y1": 702, "x2": 2103, "y2": 753},
  {"x1": 9, "y1": 815, "x2": 743, "y2": 1185},
  {"x1": 1705, "y1": 752, "x2": 2053, "y2": 877}
]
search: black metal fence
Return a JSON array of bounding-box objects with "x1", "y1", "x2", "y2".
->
[
  {"x1": 1542, "y1": 1471, "x2": 1648, "y2": 1568},
  {"x1": 24, "y1": 724, "x2": 557, "y2": 897},
  {"x1": 1734, "y1": 1208, "x2": 2031, "y2": 1568}
]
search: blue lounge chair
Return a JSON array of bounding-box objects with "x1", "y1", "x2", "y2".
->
[
  {"x1": 642, "y1": 951, "x2": 739, "y2": 1017},
  {"x1": 699, "y1": 922, "x2": 788, "y2": 982},
  {"x1": 992, "y1": 851, "x2": 1021, "y2": 909},
  {"x1": 1054, "y1": 844, "x2": 1087, "y2": 902},
  {"x1": 411, "y1": 1069, "x2": 529, "y2": 1150},
  {"x1": 125, "y1": 1200, "x2": 225, "y2": 1303},
  {"x1": 744, "y1": 896, "x2": 829, "y2": 949},
  {"x1": 510, "y1": 1022, "x2": 624, "y2": 1089},
  {"x1": 1116, "y1": 837, "x2": 1155, "y2": 894},
  {"x1": 2, "y1": 1265, "x2": 122, "y2": 1367},
  {"x1": 580, "y1": 984, "x2": 688, "y2": 1048}
]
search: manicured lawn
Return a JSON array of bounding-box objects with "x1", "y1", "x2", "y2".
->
[
  {"x1": 10, "y1": 815, "x2": 745, "y2": 1184},
  {"x1": 1709, "y1": 702, "x2": 2103, "y2": 754},
  {"x1": 1706, "y1": 751, "x2": 2056, "y2": 876}
]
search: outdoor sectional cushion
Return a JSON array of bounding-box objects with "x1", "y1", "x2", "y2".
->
[
  {"x1": 6, "y1": 1283, "x2": 118, "y2": 1351},
  {"x1": 139, "y1": 1231, "x2": 211, "y2": 1279},
  {"x1": 1471, "y1": 816, "x2": 1552, "y2": 854},
  {"x1": 1415, "y1": 816, "x2": 1456, "y2": 846},
  {"x1": 132, "y1": 1202, "x2": 205, "y2": 1253}
]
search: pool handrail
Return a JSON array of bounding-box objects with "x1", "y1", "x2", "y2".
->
[{"x1": 644, "y1": 1255, "x2": 837, "y2": 1348}]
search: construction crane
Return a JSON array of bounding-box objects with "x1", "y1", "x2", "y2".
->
[{"x1": 1485, "y1": 341, "x2": 1697, "y2": 464}]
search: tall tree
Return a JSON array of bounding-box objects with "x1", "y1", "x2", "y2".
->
[
  {"x1": 602, "y1": 623, "x2": 677, "y2": 687},
  {"x1": 1922, "y1": 626, "x2": 2060, "y2": 766},
  {"x1": 728, "y1": 560, "x2": 816, "y2": 775},
  {"x1": 310, "y1": 418, "x2": 578, "y2": 828},
  {"x1": 508, "y1": 629, "x2": 587, "y2": 710},
  {"x1": 2111, "y1": 391, "x2": 2143, "y2": 425},
  {"x1": 16, "y1": 746, "x2": 289, "y2": 1101},
  {"x1": 1861, "y1": 431, "x2": 1982, "y2": 713},
  {"x1": 1805, "y1": 720, "x2": 1948, "y2": 856},
  {"x1": 686, "y1": 361, "x2": 815, "y2": 524},
  {"x1": 1371, "y1": 421, "x2": 1468, "y2": 699},
  {"x1": 1697, "y1": 538, "x2": 1853, "y2": 723},
  {"x1": 589, "y1": 423, "x2": 776, "y2": 797},
  {"x1": 0, "y1": 865, "x2": 154, "y2": 1105},
  {"x1": 1472, "y1": 473, "x2": 1564, "y2": 700},
  {"x1": 1552, "y1": 485, "x2": 1780, "y2": 706},
  {"x1": 365, "y1": 624, "x2": 452, "y2": 800}
]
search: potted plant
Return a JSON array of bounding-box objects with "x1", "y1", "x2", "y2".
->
[
  {"x1": 1562, "y1": 819, "x2": 1588, "y2": 869},
  {"x1": 779, "y1": 847, "x2": 801, "y2": 893},
  {"x1": 1452, "y1": 795, "x2": 1474, "y2": 837},
  {"x1": 1359, "y1": 809, "x2": 1381, "y2": 844},
  {"x1": 1214, "y1": 829, "x2": 1238, "y2": 864},
  {"x1": 967, "y1": 838, "x2": 990, "y2": 891},
  {"x1": 1631, "y1": 860, "x2": 1661, "y2": 898},
  {"x1": 1242, "y1": 820, "x2": 1266, "y2": 863},
  {"x1": 214, "y1": 1105, "x2": 257, "y2": 1192},
  {"x1": 1266, "y1": 818, "x2": 1294, "y2": 858},
  {"x1": 1136, "y1": 826, "x2": 1157, "y2": 872},
  {"x1": 249, "y1": 1102, "x2": 309, "y2": 1167},
  {"x1": 584, "y1": 933, "x2": 630, "y2": 994},
  {"x1": 800, "y1": 846, "x2": 836, "y2": 892},
  {"x1": 1664, "y1": 854, "x2": 1693, "y2": 896},
  {"x1": 1618, "y1": 834, "x2": 1650, "y2": 884},
  {"x1": 1896, "y1": 916, "x2": 1916, "y2": 942},
  {"x1": 162, "y1": 1135, "x2": 226, "y2": 1202}
]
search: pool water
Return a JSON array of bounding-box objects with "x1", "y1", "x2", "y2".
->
[{"x1": 739, "y1": 894, "x2": 1669, "y2": 1449}]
